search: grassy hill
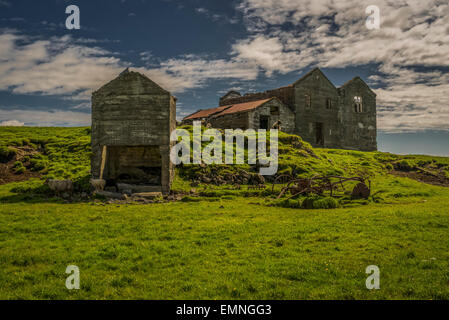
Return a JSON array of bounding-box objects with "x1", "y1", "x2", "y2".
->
[{"x1": 0, "y1": 126, "x2": 449, "y2": 299}]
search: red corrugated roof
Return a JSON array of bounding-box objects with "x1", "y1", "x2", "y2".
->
[
  {"x1": 213, "y1": 98, "x2": 274, "y2": 117},
  {"x1": 184, "y1": 105, "x2": 231, "y2": 120}
]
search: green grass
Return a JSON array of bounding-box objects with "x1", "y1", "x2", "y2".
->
[
  {"x1": 1, "y1": 194, "x2": 449, "y2": 299},
  {"x1": 0, "y1": 126, "x2": 449, "y2": 299},
  {"x1": 0, "y1": 127, "x2": 91, "y2": 190}
]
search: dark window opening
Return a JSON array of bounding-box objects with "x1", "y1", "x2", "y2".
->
[
  {"x1": 315, "y1": 122, "x2": 324, "y2": 146},
  {"x1": 270, "y1": 106, "x2": 280, "y2": 115},
  {"x1": 354, "y1": 96, "x2": 363, "y2": 113},
  {"x1": 326, "y1": 98, "x2": 332, "y2": 109},
  {"x1": 259, "y1": 116, "x2": 269, "y2": 130}
]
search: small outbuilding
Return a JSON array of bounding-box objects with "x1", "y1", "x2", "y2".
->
[
  {"x1": 91, "y1": 69, "x2": 176, "y2": 195},
  {"x1": 184, "y1": 97, "x2": 295, "y2": 133}
]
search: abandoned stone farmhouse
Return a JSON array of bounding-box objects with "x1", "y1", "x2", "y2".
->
[{"x1": 183, "y1": 68, "x2": 377, "y2": 151}]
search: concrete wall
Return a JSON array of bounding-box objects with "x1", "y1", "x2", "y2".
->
[
  {"x1": 91, "y1": 71, "x2": 175, "y2": 194},
  {"x1": 292, "y1": 69, "x2": 342, "y2": 148},
  {"x1": 338, "y1": 78, "x2": 377, "y2": 151},
  {"x1": 217, "y1": 68, "x2": 377, "y2": 151},
  {"x1": 209, "y1": 111, "x2": 249, "y2": 130},
  {"x1": 209, "y1": 99, "x2": 295, "y2": 133},
  {"x1": 219, "y1": 86, "x2": 295, "y2": 111},
  {"x1": 247, "y1": 99, "x2": 295, "y2": 133}
]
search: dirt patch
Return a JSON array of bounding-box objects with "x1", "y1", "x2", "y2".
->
[
  {"x1": 0, "y1": 146, "x2": 41, "y2": 185},
  {"x1": 391, "y1": 170, "x2": 449, "y2": 187}
]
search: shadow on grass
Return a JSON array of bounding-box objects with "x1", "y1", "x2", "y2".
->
[
  {"x1": 0, "y1": 175, "x2": 91, "y2": 204},
  {"x1": 0, "y1": 193, "x2": 65, "y2": 204}
]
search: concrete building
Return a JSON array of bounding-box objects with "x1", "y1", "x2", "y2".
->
[
  {"x1": 184, "y1": 97, "x2": 295, "y2": 133},
  {"x1": 91, "y1": 69, "x2": 176, "y2": 194},
  {"x1": 185, "y1": 68, "x2": 377, "y2": 151}
]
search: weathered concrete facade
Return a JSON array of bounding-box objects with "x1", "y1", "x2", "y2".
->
[
  {"x1": 91, "y1": 70, "x2": 176, "y2": 194},
  {"x1": 210, "y1": 98, "x2": 294, "y2": 133},
  {"x1": 217, "y1": 68, "x2": 377, "y2": 151},
  {"x1": 185, "y1": 98, "x2": 295, "y2": 133}
]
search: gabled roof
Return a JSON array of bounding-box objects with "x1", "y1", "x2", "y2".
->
[
  {"x1": 292, "y1": 67, "x2": 337, "y2": 90},
  {"x1": 183, "y1": 105, "x2": 231, "y2": 120},
  {"x1": 212, "y1": 98, "x2": 276, "y2": 117},
  {"x1": 184, "y1": 98, "x2": 279, "y2": 121},
  {"x1": 222, "y1": 90, "x2": 241, "y2": 98},
  {"x1": 94, "y1": 69, "x2": 169, "y2": 95},
  {"x1": 339, "y1": 76, "x2": 377, "y2": 96}
]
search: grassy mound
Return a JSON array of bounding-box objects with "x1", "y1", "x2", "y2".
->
[
  {"x1": 0, "y1": 126, "x2": 448, "y2": 206},
  {"x1": 0, "y1": 127, "x2": 91, "y2": 192}
]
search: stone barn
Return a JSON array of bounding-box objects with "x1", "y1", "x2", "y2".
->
[
  {"x1": 184, "y1": 97, "x2": 295, "y2": 133},
  {"x1": 91, "y1": 69, "x2": 176, "y2": 195}
]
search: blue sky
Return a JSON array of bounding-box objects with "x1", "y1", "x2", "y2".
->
[{"x1": 0, "y1": 0, "x2": 448, "y2": 156}]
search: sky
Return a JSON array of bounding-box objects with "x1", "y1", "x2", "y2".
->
[{"x1": 0, "y1": 0, "x2": 448, "y2": 156}]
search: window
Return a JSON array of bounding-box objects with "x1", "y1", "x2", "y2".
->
[
  {"x1": 270, "y1": 106, "x2": 280, "y2": 115},
  {"x1": 326, "y1": 98, "x2": 332, "y2": 109},
  {"x1": 354, "y1": 96, "x2": 363, "y2": 113},
  {"x1": 305, "y1": 94, "x2": 311, "y2": 108}
]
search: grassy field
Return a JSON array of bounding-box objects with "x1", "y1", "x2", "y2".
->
[{"x1": 0, "y1": 127, "x2": 449, "y2": 299}]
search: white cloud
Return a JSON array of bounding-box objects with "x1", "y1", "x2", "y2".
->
[
  {"x1": 71, "y1": 102, "x2": 91, "y2": 110},
  {"x1": 0, "y1": 109, "x2": 91, "y2": 127},
  {"x1": 2, "y1": 0, "x2": 448, "y2": 131},
  {"x1": 0, "y1": 120, "x2": 24, "y2": 127},
  {"x1": 235, "y1": 0, "x2": 449, "y2": 132},
  {"x1": 139, "y1": 55, "x2": 258, "y2": 93},
  {"x1": 0, "y1": 31, "x2": 259, "y2": 100},
  {"x1": 0, "y1": 32, "x2": 124, "y2": 99}
]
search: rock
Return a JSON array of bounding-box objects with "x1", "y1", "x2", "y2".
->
[
  {"x1": 105, "y1": 186, "x2": 117, "y2": 192},
  {"x1": 239, "y1": 170, "x2": 251, "y2": 179},
  {"x1": 202, "y1": 177, "x2": 212, "y2": 183},
  {"x1": 132, "y1": 192, "x2": 162, "y2": 199},
  {"x1": 117, "y1": 183, "x2": 161, "y2": 193},
  {"x1": 190, "y1": 181, "x2": 199, "y2": 187},
  {"x1": 95, "y1": 190, "x2": 127, "y2": 200}
]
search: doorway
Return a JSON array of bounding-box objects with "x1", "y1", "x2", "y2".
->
[
  {"x1": 315, "y1": 122, "x2": 324, "y2": 146},
  {"x1": 259, "y1": 115, "x2": 269, "y2": 130},
  {"x1": 106, "y1": 146, "x2": 162, "y2": 185}
]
